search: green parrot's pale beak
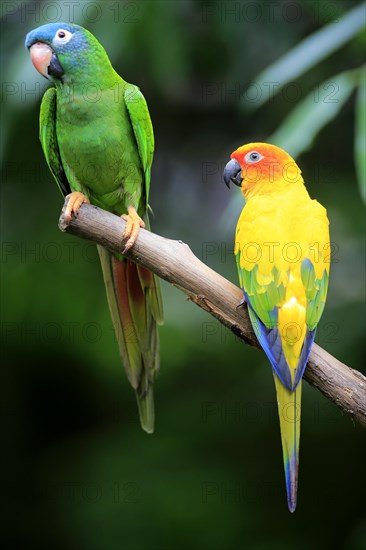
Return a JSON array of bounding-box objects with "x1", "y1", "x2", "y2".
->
[
  {"x1": 29, "y1": 42, "x2": 64, "y2": 79},
  {"x1": 29, "y1": 42, "x2": 52, "y2": 77}
]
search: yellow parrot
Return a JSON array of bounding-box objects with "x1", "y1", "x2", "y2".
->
[{"x1": 224, "y1": 143, "x2": 330, "y2": 512}]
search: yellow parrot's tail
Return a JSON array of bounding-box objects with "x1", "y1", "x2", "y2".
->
[{"x1": 274, "y1": 373, "x2": 302, "y2": 513}]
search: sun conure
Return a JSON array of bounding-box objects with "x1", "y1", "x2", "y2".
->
[
  {"x1": 224, "y1": 143, "x2": 330, "y2": 511},
  {"x1": 25, "y1": 22, "x2": 163, "y2": 433}
]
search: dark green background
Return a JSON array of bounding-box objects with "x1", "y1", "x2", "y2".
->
[{"x1": 1, "y1": 1, "x2": 365, "y2": 549}]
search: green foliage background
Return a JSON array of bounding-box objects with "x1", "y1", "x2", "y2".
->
[{"x1": 1, "y1": 1, "x2": 365, "y2": 548}]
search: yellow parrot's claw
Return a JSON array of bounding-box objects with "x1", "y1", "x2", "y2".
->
[
  {"x1": 121, "y1": 206, "x2": 145, "y2": 254},
  {"x1": 64, "y1": 192, "x2": 90, "y2": 224}
]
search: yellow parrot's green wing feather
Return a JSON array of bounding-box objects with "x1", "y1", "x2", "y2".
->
[
  {"x1": 300, "y1": 199, "x2": 330, "y2": 331},
  {"x1": 235, "y1": 207, "x2": 287, "y2": 327},
  {"x1": 39, "y1": 87, "x2": 70, "y2": 197},
  {"x1": 301, "y1": 260, "x2": 329, "y2": 331},
  {"x1": 124, "y1": 84, "x2": 154, "y2": 208},
  {"x1": 237, "y1": 253, "x2": 295, "y2": 389}
]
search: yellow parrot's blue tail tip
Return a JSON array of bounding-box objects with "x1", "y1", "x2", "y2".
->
[
  {"x1": 274, "y1": 375, "x2": 301, "y2": 514},
  {"x1": 285, "y1": 455, "x2": 298, "y2": 512}
]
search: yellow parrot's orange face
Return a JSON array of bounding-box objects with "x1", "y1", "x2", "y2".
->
[{"x1": 223, "y1": 142, "x2": 302, "y2": 196}]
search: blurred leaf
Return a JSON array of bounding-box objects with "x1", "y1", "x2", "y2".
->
[
  {"x1": 268, "y1": 70, "x2": 358, "y2": 158},
  {"x1": 354, "y1": 68, "x2": 366, "y2": 203},
  {"x1": 241, "y1": 3, "x2": 366, "y2": 111}
]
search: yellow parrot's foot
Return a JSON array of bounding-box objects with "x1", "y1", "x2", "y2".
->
[
  {"x1": 64, "y1": 192, "x2": 90, "y2": 224},
  {"x1": 121, "y1": 206, "x2": 145, "y2": 253},
  {"x1": 236, "y1": 297, "x2": 247, "y2": 310}
]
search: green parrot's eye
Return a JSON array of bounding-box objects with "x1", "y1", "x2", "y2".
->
[
  {"x1": 245, "y1": 151, "x2": 263, "y2": 164},
  {"x1": 53, "y1": 29, "x2": 73, "y2": 45}
]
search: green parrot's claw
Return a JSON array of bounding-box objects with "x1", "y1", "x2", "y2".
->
[
  {"x1": 64, "y1": 192, "x2": 90, "y2": 224},
  {"x1": 121, "y1": 206, "x2": 145, "y2": 253}
]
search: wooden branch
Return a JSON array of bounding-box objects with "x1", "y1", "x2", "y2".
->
[{"x1": 59, "y1": 200, "x2": 366, "y2": 427}]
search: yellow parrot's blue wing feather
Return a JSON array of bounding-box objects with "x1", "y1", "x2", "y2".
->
[
  {"x1": 293, "y1": 328, "x2": 316, "y2": 388},
  {"x1": 246, "y1": 303, "x2": 292, "y2": 389}
]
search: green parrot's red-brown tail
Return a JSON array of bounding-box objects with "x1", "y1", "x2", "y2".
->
[{"x1": 97, "y1": 245, "x2": 163, "y2": 433}]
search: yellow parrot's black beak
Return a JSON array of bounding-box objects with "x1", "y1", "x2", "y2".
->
[{"x1": 223, "y1": 158, "x2": 242, "y2": 189}]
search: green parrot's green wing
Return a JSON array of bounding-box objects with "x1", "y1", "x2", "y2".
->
[
  {"x1": 123, "y1": 83, "x2": 163, "y2": 322},
  {"x1": 39, "y1": 87, "x2": 70, "y2": 196},
  {"x1": 124, "y1": 84, "x2": 154, "y2": 207}
]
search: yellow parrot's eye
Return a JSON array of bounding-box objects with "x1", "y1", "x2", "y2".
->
[{"x1": 245, "y1": 151, "x2": 263, "y2": 164}]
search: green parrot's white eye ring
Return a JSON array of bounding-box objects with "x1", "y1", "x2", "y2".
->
[
  {"x1": 245, "y1": 151, "x2": 263, "y2": 164},
  {"x1": 53, "y1": 29, "x2": 73, "y2": 46}
]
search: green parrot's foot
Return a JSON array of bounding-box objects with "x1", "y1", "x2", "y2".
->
[
  {"x1": 121, "y1": 206, "x2": 145, "y2": 254},
  {"x1": 64, "y1": 192, "x2": 90, "y2": 224}
]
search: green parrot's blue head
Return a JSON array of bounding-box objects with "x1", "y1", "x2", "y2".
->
[{"x1": 25, "y1": 23, "x2": 112, "y2": 83}]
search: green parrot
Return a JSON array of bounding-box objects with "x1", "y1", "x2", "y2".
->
[{"x1": 25, "y1": 22, "x2": 163, "y2": 433}]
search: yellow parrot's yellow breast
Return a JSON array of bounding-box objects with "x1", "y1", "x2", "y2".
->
[{"x1": 235, "y1": 187, "x2": 329, "y2": 280}]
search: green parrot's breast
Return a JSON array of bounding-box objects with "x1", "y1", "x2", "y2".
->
[{"x1": 56, "y1": 83, "x2": 143, "y2": 215}]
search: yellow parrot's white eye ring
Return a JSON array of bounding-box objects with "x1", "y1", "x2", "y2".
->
[
  {"x1": 245, "y1": 151, "x2": 263, "y2": 164},
  {"x1": 53, "y1": 29, "x2": 73, "y2": 46}
]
